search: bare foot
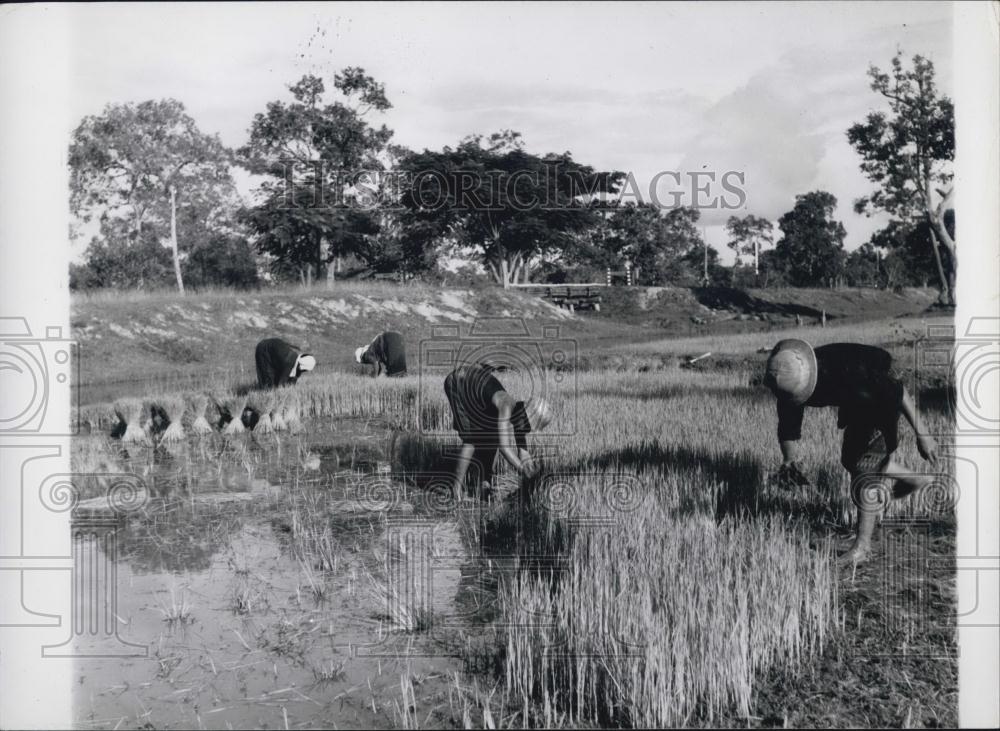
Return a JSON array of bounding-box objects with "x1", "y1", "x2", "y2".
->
[{"x1": 837, "y1": 545, "x2": 873, "y2": 566}]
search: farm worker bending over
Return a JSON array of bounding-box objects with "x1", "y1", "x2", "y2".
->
[
  {"x1": 355, "y1": 330, "x2": 408, "y2": 377},
  {"x1": 444, "y1": 363, "x2": 552, "y2": 503},
  {"x1": 255, "y1": 337, "x2": 316, "y2": 389},
  {"x1": 763, "y1": 339, "x2": 938, "y2": 565}
]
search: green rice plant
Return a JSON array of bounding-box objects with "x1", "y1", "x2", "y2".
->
[
  {"x1": 393, "y1": 672, "x2": 419, "y2": 729},
  {"x1": 498, "y1": 473, "x2": 835, "y2": 728},
  {"x1": 365, "y1": 532, "x2": 434, "y2": 633},
  {"x1": 156, "y1": 584, "x2": 194, "y2": 626},
  {"x1": 271, "y1": 387, "x2": 289, "y2": 431}
]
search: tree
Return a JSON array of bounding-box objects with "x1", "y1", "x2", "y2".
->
[
  {"x1": 569, "y1": 202, "x2": 671, "y2": 284},
  {"x1": 867, "y1": 211, "x2": 953, "y2": 289},
  {"x1": 238, "y1": 70, "x2": 393, "y2": 283},
  {"x1": 725, "y1": 214, "x2": 774, "y2": 275},
  {"x1": 183, "y1": 234, "x2": 261, "y2": 289},
  {"x1": 843, "y1": 242, "x2": 884, "y2": 288},
  {"x1": 70, "y1": 225, "x2": 175, "y2": 291},
  {"x1": 847, "y1": 52, "x2": 955, "y2": 303},
  {"x1": 397, "y1": 131, "x2": 622, "y2": 287},
  {"x1": 69, "y1": 99, "x2": 235, "y2": 293},
  {"x1": 772, "y1": 191, "x2": 847, "y2": 287}
]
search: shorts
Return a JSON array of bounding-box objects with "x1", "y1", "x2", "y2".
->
[{"x1": 841, "y1": 423, "x2": 890, "y2": 476}]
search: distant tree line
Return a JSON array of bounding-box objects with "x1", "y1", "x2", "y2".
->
[{"x1": 69, "y1": 53, "x2": 953, "y2": 298}]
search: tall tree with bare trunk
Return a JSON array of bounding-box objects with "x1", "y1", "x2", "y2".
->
[
  {"x1": 69, "y1": 99, "x2": 234, "y2": 293},
  {"x1": 848, "y1": 52, "x2": 955, "y2": 304}
]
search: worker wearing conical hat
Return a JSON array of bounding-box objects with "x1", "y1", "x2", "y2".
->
[
  {"x1": 763, "y1": 339, "x2": 938, "y2": 565},
  {"x1": 444, "y1": 362, "x2": 553, "y2": 503},
  {"x1": 255, "y1": 337, "x2": 316, "y2": 389}
]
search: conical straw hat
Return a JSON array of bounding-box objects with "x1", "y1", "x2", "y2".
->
[{"x1": 765, "y1": 338, "x2": 817, "y2": 405}]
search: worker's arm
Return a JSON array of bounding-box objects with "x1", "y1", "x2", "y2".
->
[
  {"x1": 776, "y1": 399, "x2": 806, "y2": 465},
  {"x1": 776, "y1": 400, "x2": 810, "y2": 487},
  {"x1": 493, "y1": 392, "x2": 537, "y2": 477},
  {"x1": 900, "y1": 387, "x2": 937, "y2": 464}
]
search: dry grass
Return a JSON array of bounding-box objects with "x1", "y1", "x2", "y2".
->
[{"x1": 71, "y1": 314, "x2": 955, "y2": 727}]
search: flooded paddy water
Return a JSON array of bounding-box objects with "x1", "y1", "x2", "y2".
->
[{"x1": 70, "y1": 416, "x2": 514, "y2": 730}]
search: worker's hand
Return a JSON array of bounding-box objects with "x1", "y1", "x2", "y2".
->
[
  {"x1": 916, "y1": 434, "x2": 937, "y2": 465},
  {"x1": 519, "y1": 455, "x2": 542, "y2": 479}
]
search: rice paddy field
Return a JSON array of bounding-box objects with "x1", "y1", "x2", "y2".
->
[{"x1": 69, "y1": 313, "x2": 958, "y2": 729}]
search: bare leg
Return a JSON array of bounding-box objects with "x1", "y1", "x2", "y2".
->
[
  {"x1": 839, "y1": 471, "x2": 884, "y2": 565},
  {"x1": 471, "y1": 446, "x2": 497, "y2": 501},
  {"x1": 881, "y1": 457, "x2": 936, "y2": 498},
  {"x1": 451, "y1": 443, "x2": 476, "y2": 503}
]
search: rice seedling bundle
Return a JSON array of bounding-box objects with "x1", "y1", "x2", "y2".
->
[
  {"x1": 220, "y1": 393, "x2": 248, "y2": 435},
  {"x1": 270, "y1": 388, "x2": 289, "y2": 431},
  {"x1": 282, "y1": 389, "x2": 303, "y2": 434},
  {"x1": 187, "y1": 392, "x2": 214, "y2": 435},
  {"x1": 157, "y1": 395, "x2": 186, "y2": 442},
  {"x1": 246, "y1": 390, "x2": 273, "y2": 434},
  {"x1": 113, "y1": 398, "x2": 150, "y2": 446}
]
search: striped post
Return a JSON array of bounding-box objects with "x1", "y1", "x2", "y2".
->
[{"x1": 606, "y1": 267, "x2": 612, "y2": 286}]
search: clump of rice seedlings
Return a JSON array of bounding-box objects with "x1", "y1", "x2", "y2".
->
[
  {"x1": 311, "y1": 659, "x2": 346, "y2": 684},
  {"x1": 365, "y1": 534, "x2": 434, "y2": 633},
  {"x1": 270, "y1": 388, "x2": 289, "y2": 431},
  {"x1": 246, "y1": 390, "x2": 273, "y2": 434},
  {"x1": 218, "y1": 393, "x2": 248, "y2": 435},
  {"x1": 297, "y1": 557, "x2": 327, "y2": 603},
  {"x1": 448, "y1": 673, "x2": 500, "y2": 730},
  {"x1": 113, "y1": 398, "x2": 150, "y2": 446},
  {"x1": 231, "y1": 574, "x2": 268, "y2": 615},
  {"x1": 282, "y1": 389, "x2": 303, "y2": 434},
  {"x1": 157, "y1": 395, "x2": 186, "y2": 442},
  {"x1": 393, "y1": 672, "x2": 419, "y2": 729},
  {"x1": 498, "y1": 471, "x2": 836, "y2": 728},
  {"x1": 288, "y1": 503, "x2": 342, "y2": 572},
  {"x1": 156, "y1": 584, "x2": 193, "y2": 626},
  {"x1": 187, "y1": 392, "x2": 214, "y2": 435}
]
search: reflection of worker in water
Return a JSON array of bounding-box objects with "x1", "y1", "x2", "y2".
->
[
  {"x1": 355, "y1": 331, "x2": 407, "y2": 377},
  {"x1": 444, "y1": 363, "x2": 552, "y2": 502},
  {"x1": 763, "y1": 339, "x2": 938, "y2": 565},
  {"x1": 255, "y1": 338, "x2": 316, "y2": 388}
]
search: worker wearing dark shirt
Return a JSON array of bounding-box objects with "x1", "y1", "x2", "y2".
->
[
  {"x1": 764, "y1": 339, "x2": 937, "y2": 565},
  {"x1": 355, "y1": 331, "x2": 408, "y2": 377},
  {"x1": 255, "y1": 338, "x2": 316, "y2": 389},
  {"x1": 444, "y1": 363, "x2": 552, "y2": 502}
]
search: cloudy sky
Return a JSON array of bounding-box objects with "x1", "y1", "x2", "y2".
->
[{"x1": 59, "y1": 0, "x2": 953, "y2": 260}]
